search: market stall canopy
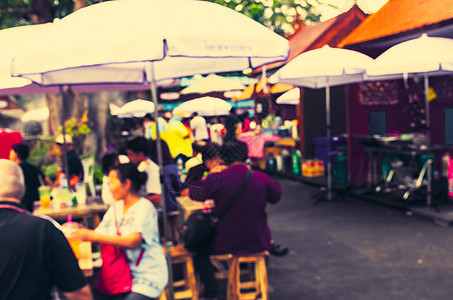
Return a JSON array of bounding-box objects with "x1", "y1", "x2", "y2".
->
[
  {"x1": 276, "y1": 88, "x2": 300, "y2": 105},
  {"x1": 339, "y1": 0, "x2": 453, "y2": 52},
  {"x1": 231, "y1": 77, "x2": 294, "y2": 101},
  {"x1": 11, "y1": 0, "x2": 289, "y2": 86},
  {"x1": 270, "y1": 45, "x2": 373, "y2": 88},
  {"x1": 0, "y1": 24, "x2": 179, "y2": 95},
  {"x1": 113, "y1": 99, "x2": 155, "y2": 118},
  {"x1": 366, "y1": 34, "x2": 453, "y2": 77},
  {"x1": 180, "y1": 74, "x2": 246, "y2": 95},
  {"x1": 172, "y1": 96, "x2": 231, "y2": 117}
]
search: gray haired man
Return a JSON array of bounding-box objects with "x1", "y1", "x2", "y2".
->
[{"x1": 0, "y1": 159, "x2": 93, "y2": 300}]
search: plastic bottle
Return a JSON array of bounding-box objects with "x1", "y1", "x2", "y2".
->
[
  {"x1": 292, "y1": 150, "x2": 302, "y2": 176},
  {"x1": 177, "y1": 158, "x2": 184, "y2": 176},
  {"x1": 59, "y1": 173, "x2": 69, "y2": 189},
  {"x1": 333, "y1": 147, "x2": 347, "y2": 185}
]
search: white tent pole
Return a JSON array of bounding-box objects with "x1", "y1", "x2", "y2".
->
[
  {"x1": 326, "y1": 78, "x2": 333, "y2": 201},
  {"x1": 424, "y1": 74, "x2": 432, "y2": 206},
  {"x1": 424, "y1": 74, "x2": 431, "y2": 142},
  {"x1": 149, "y1": 62, "x2": 175, "y2": 300},
  {"x1": 59, "y1": 85, "x2": 70, "y2": 184}
]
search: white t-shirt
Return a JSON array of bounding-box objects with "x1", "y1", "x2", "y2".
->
[
  {"x1": 138, "y1": 159, "x2": 162, "y2": 196},
  {"x1": 95, "y1": 198, "x2": 168, "y2": 297},
  {"x1": 190, "y1": 115, "x2": 209, "y2": 141},
  {"x1": 210, "y1": 123, "x2": 225, "y2": 145}
]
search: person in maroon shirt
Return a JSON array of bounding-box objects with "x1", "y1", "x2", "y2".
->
[{"x1": 189, "y1": 141, "x2": 282, "y2": 300}]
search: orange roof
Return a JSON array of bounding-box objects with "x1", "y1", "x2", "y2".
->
[
  {"x1": 253, "y1": 4, "x2": 367, "y2": 74},
  {"x1": 340, "y1": 0, "x2": 453, "y2": 47}
]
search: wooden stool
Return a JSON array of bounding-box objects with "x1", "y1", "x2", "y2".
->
[
  {"x1": 227, "y1": 251, "x2": 269, "y2": 300},
  {"x1": 162, "y1": 244, "x2": 198, "y2": 300},
  {"x1": 210, "y1": 253, "x2": 234, "y2": 280}
]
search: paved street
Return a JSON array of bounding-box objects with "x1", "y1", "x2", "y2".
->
[{"x1": 266, "y1": 177, "x2": 453, "y2": 300}]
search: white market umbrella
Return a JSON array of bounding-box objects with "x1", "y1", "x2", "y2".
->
[
  {"x1": 173, "y1": 96, "x2": 232, "y2": 117},
  {"x1": 276, "y1": 88, "x2": 300, "y2": 105},
  {"x1": 366, "y1": 33, "x2": 453, "y2": 206},
  {"x1": 0, "y1": 24, "x2": 162, "y2": 95},
  {"x1": 271, "y1": 45, "x2": 373, "y2": 202},
  {"x1": 115, "y1": 99, "x2": 155, "y2": 118},
  {"x1": 11, "y1": 0, "x2": 288, "y2": 86},
  {"x1": 180, "y1": 73, "x2": 246, "y2": 94},
  {"x1": 10, "y1": 1, "x2": 289, "y2": 297},
  {"x1": 367, "y1": 34, "x2": 453, "y2": 137},
  {"x1": 21, "y1": 107, "x2": 49, "y2": 122}
]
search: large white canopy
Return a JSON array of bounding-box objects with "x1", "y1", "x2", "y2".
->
[{"x1": 11, "y1": 0, "x2": 289, "y2": 86}]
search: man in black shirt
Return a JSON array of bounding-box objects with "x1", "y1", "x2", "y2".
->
[
  {"x1": 0, "y1": 159, "x2": 92, "y2": 300},
  {"x1": 56, "y1": 134, "x2": 84, "y2": 188},
  {"x1": 9, "y1": 143, "x2": 52, "y2": 212}
]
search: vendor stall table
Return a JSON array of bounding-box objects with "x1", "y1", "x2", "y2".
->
[
  {"x1": 34, "y1": 196, "x2": 108, "y2": 229},
  {"x1": 357, "y1": 135, "x2": 448, "y2": 206}
]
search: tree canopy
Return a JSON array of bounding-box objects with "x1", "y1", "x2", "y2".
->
[
  {"x1": 1, "y1": 0, "x2": 323, "y2": 36},
  {"x1": 207, "y1": 0, "x2": 322, "y2": 36}
]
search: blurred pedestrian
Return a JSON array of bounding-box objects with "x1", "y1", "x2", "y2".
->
[
  {"x1": 190, "y1": 112, "x2": 209, "y2": 142},
  {"x1": 55, "y1": 134, "x2": 84, "y2": 189},
  {"x1": 70, "y1": 163, "x2": 168, "y2": 299},
  {"x1": 126, "y1": 137, "x2": 162, "y2": 206},
  {"x1": 188, "y1": 141, "x2": 282, "y2": 299},
  {"x1": 9, "y1": 143, "x2": 52, "y2": 212},
  {"x1": 0, "y1": 159, "x2": 93, "y2": 300}
]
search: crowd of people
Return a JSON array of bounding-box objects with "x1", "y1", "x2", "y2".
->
[{"x1": 0, "y1": 109, "x2": 286, "y2": 300}]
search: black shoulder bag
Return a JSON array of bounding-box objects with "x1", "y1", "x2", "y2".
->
[{"x1": 181, "y1": 169, "x2": 253, "y2": 252}]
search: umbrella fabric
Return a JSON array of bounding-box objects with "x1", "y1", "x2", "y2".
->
[
  {"x1": 366, "y1": 34, "x2": 453, "y2": 77},
  {"x1": 0, "y1": 24, "x2": 180, "y2": 95},
  {"x1": 180, "y1": 74, "x2": 245, "y2": 94},
  {"x1": 115, "y1": 99, "x2": 155, "y2": 118},
  {"x1": 173, "y1": 96, "x2": 232, "y2": 117},
  {"x1": 276, "y1": 88, "x2": 300, "y2": 105},
  {"x1": 270, "y1": 45, "x2": 373, "y2": 88},
  {"x1": 21, "y1": 107, "x2": 49, "y2": 122},
  {"x1": 11, "y1": 0, "x2": 289, "y2": 86}
]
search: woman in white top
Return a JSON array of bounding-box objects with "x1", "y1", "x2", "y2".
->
[{"x1": 71, "y1": 163, "x2": 168, "y2": 299}]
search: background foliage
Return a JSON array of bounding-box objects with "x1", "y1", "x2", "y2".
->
[{"x1": 1, "y1": 0, "x2": 323, "y2": 36}]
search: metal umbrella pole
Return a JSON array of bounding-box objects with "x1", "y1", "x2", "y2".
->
[
  {"x1": 59, "y1": 86, "x2": 70, "y2": 184},
  {"x1": 423, "y1": 74, "x2": 433, "y2": 206},
  {"x1": 148, "y1": 62, "x2": 175, "y2": 300},
  {"x1": 325, "y1": 78, "x2": 333, "y2": 201}
]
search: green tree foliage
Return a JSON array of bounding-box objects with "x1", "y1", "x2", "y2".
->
[
  {"x1": 0, "y1": 0, "x2": 101, "y2": 29},
  {"x1": 1, "y1": 0, "x2": 322, "y2": 36},
  {"x1": 206, "y1": 0, "x2": 323, "y2": 36}
]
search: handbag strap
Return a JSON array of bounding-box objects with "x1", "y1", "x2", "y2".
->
[
  {"x1": 114, "y1": 203, "x2": 145, "y2": 267},
  {"x1": 113, "y1": 204, "x2": 121, "y2": 236},
  {"x1": 217, "y1": 169, "x2": 253, "y2": 220}
]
